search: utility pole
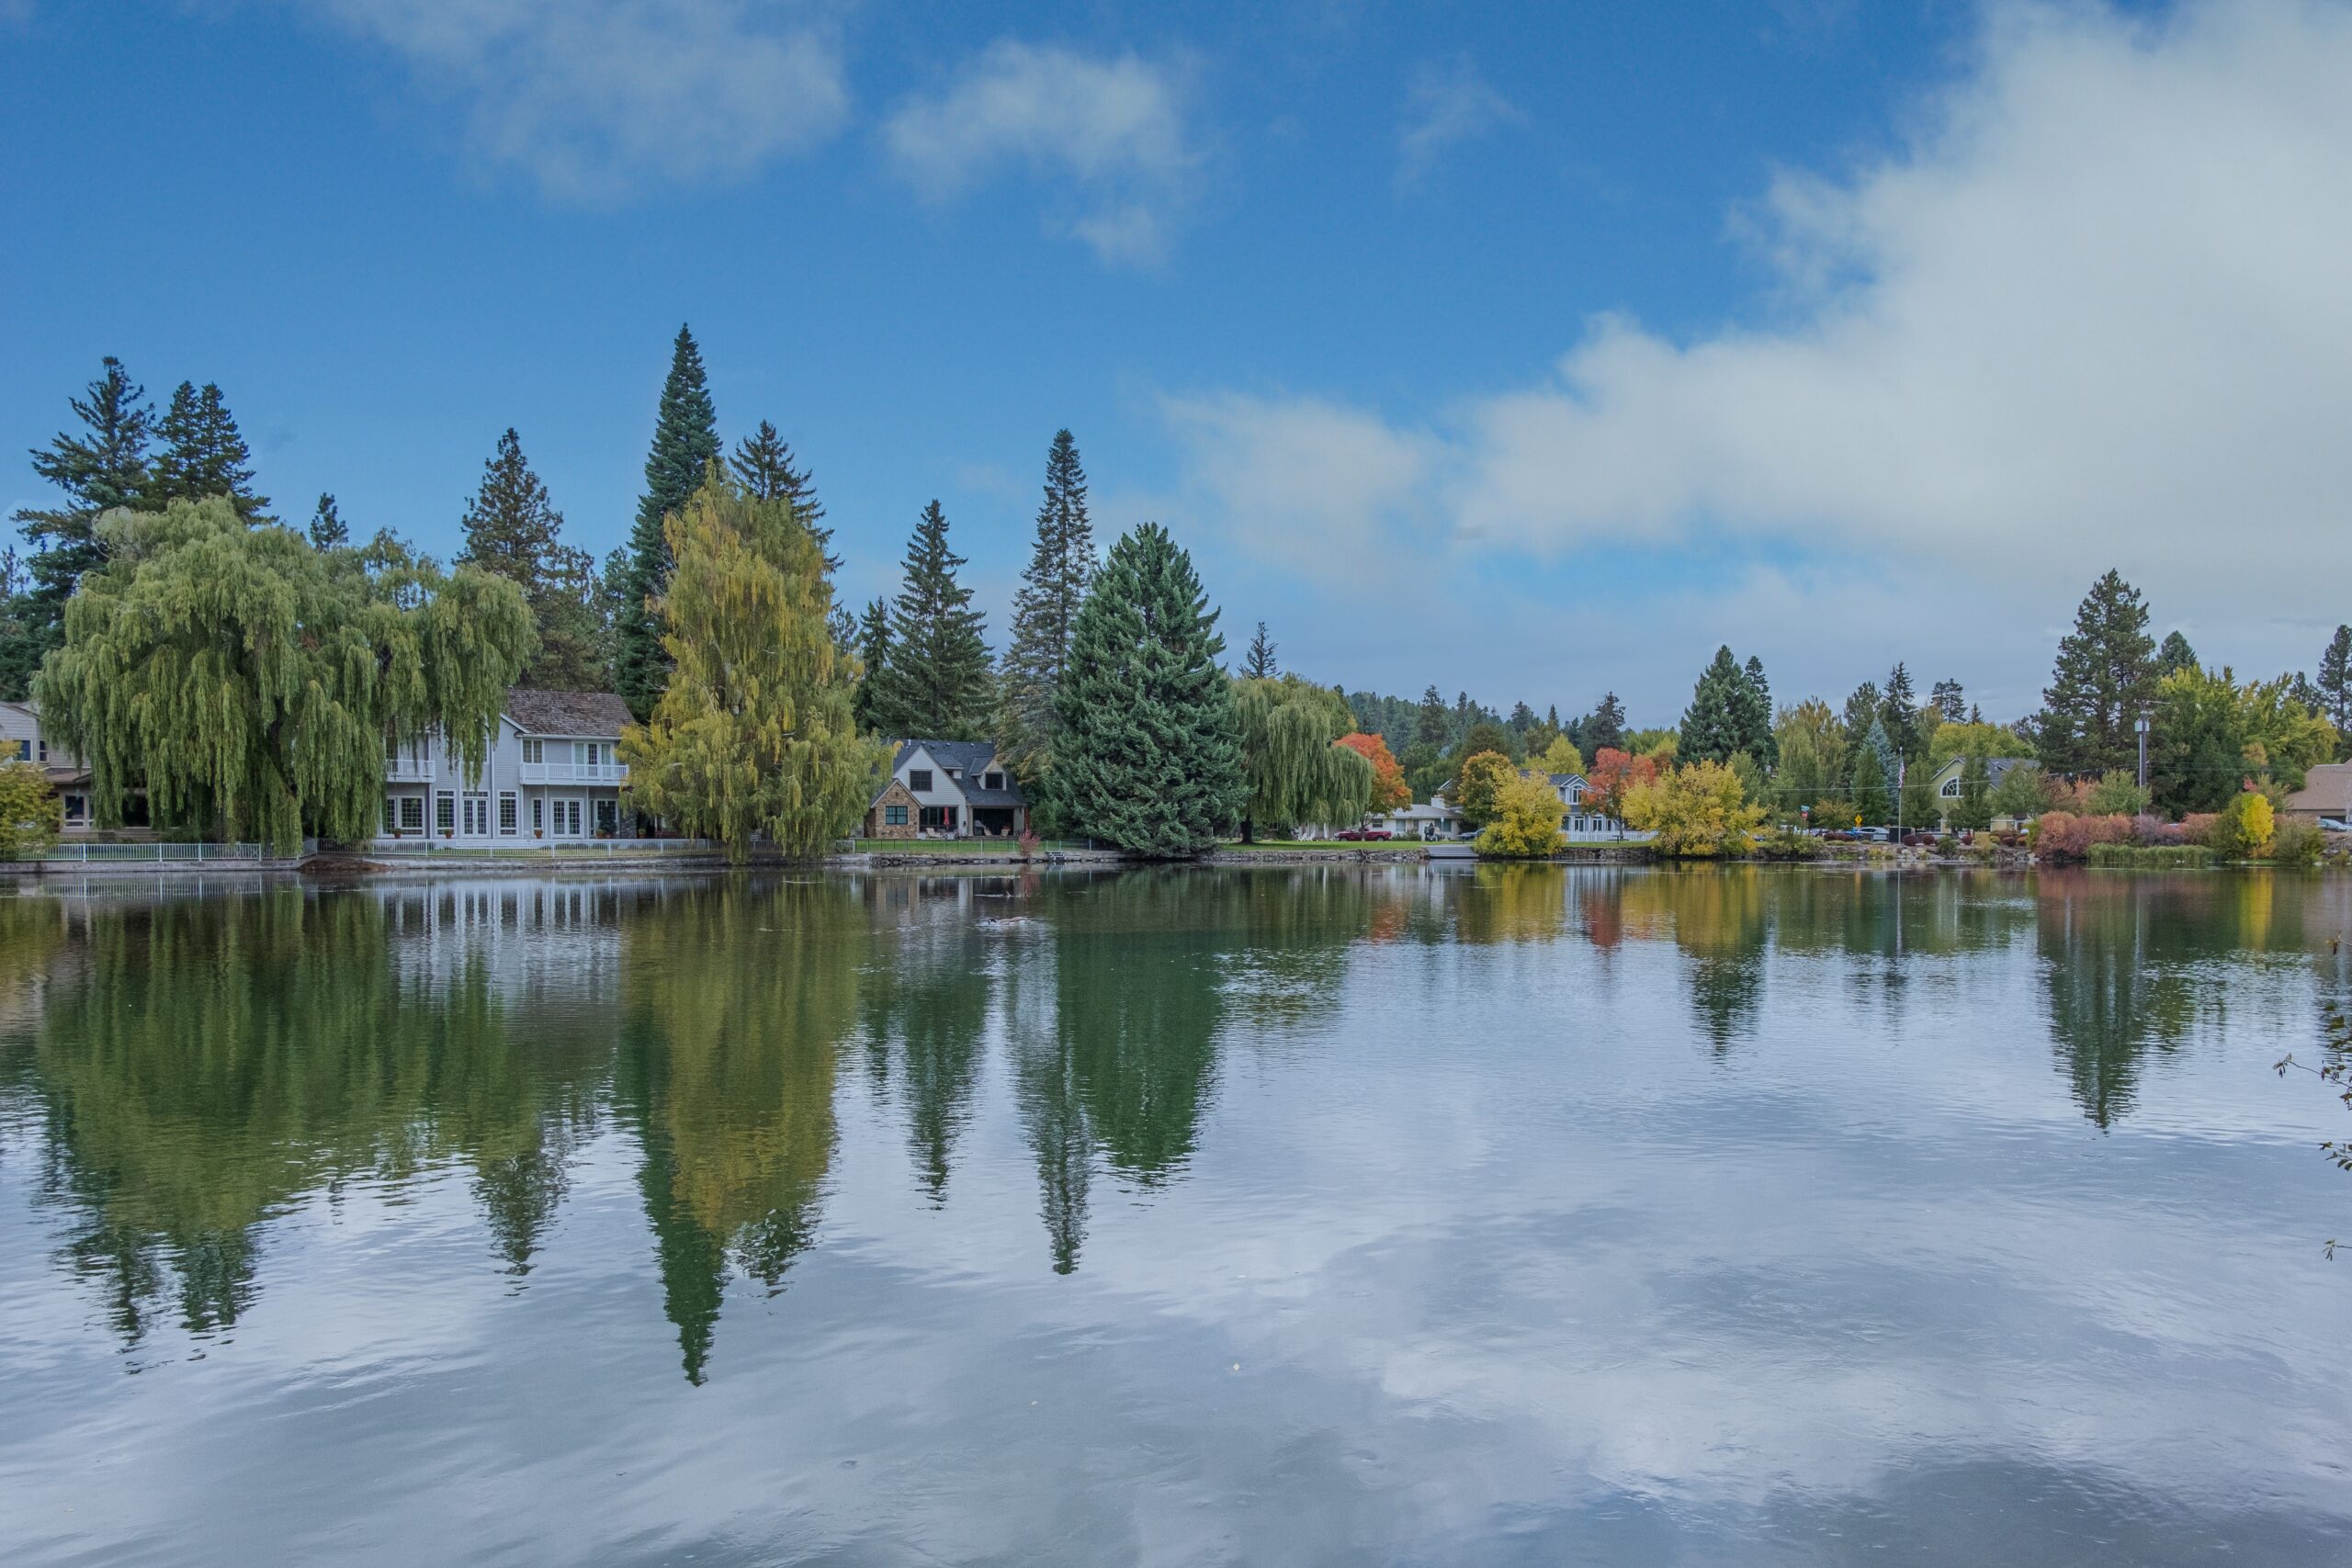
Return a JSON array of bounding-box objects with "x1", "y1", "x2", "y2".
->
[{"x1": 2136, "y1": 711, "x2": 2151, "y2": 791}]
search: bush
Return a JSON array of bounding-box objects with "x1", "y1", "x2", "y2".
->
[
  {"x1": 0, "y1": 761, "x2": 62, "y2": 859},
  {"x1": 2086, "y1": 842, "x2": 2215, "y2": 868},
  {"x1": 2131, "y1": 814, "x2": 2183, "y2": 846},
  {"x1": 1748, "y1": 822, "x2": 1824, "y2": 861},
  {"x1": 1475, "y1": 769, "x2": 1567, "y2": 858},
  {"x1": 2267, "y1": 818, "x2": 2324, "y2": 865},
  {"x1": 1622, "y1": 761, "x2": 1768, "y2": 857},
  {"x1": 2030, "y1": 811, "x2": 2134, "y2": 863},
  {"x1": 2203, "y1": 791, "x2": 2276, "y2": 859}
]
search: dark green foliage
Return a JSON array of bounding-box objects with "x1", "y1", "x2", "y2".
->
[
  {"x1": 1879, "y1": 661, "x2": 1922, "y2": 763},
  {"x1": 1842, "y1": 681, "x2": 1881, "y2": 747},
  {"x1": 866, "y1": 502, "x2": 991, "y2": 739},
  {"x1": 998, "y1": 430, "x2": 1096, "y2": 775},
  {"x1": 1930, "y1": 677, "x2": 1966, "y2": 722},
  {"x1": 458, "y1": 429, "x2": 605, "y2": 689},
  {"x1": 729, "y1": 420, "x2": 834, "y2": 568},
  {"x1": 1244, "y1": 621, "x2": 1278, "y2": 680},
  {"x1": 1678, "y1": 646, "x2": 1748, "y2": 765},
  {"x1": 1037, "y1": 523, "x2": 1245, "y2": 854},
  {"x1": 851, "y1": 598, "x2": 892, "y2": 733},
  {"x1": 2038, "y1": 570, "x2": 2157, "y2": 775},
  {"x1": 306, "y1": 494, "x2": 348, "y2": 550},
  {"x1": 1738, "y1": 657, "x2": 1777, "y2": 766},
  {"x1": 147, "y1": 382, "x2": 268, "y2": 521},
  {"x1": 1954, "y1": 749, "x2": 1993, "y2": 830},
  {"x1": 1232, "y1": 674, "x2": 1373, "y2": 840},
  {"x1": 1415, "y1": 685, "x2": 1450, "y2": 750},
  {"x1": 1581, "y1": 691, "x2": 1626, "y2": 756},
  {"x1": 1452, "y1": 719, "x2": 1518, "y2": 775},
  {"x1": 6, "y1": 358, "x2": 154, "y2": 694},
  {"x1": 2319, "y1": 626, "x2": 2352, "y2": 743},
  {"x1": 2158, "y1": 630, "x2": 2199, "y2": 677},
  {"x1": 617, "y1": 325, "x2": 721, "y2": 718},
  {"x1": 1851, "y1": 718, "x2": 1893, "y2": 824}
]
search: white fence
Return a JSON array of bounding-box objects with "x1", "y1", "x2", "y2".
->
[
  {"x1": 364, "y1": 837, "x2": 723, "y2": 858},
  {"x1": 12, "y1": 839, "x2": 320, "y2": 864}
]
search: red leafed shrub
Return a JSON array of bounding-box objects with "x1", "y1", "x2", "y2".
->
[
  {"x1": 2132, "y1": 814, "x2": 2183, "y2": 846},
  {"x1": 2033, "y1": 811, "x2": 2134, "y2": 863},
  {"x1": 2180, "y1": 813, "x2": 2219, "y2": 846}
]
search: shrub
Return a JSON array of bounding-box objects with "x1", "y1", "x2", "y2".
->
[
  {"x1": 2180, "y1": 812, "x2": 2218, "y2": 844},
  {"x1": 1476, "y1": 769, "x2": 1566, "y2": 858},
  {"x1": 1749, "y1": 822, "x2": 1823, "y2": 861},
  {"x1": 1622, "y1": 760, "x2": 1768, "y2": 857},
  {"x1": 0, "y1": 761, "x2": 62, "y2": 859},
  {"x1": 2030, "y1": 811, "x2": 2134, "y2": 863},
  {"x1": 2204, "y1": 790, "x2": 2276, "y2": 859},
  {"x1": 2087, "y1": 842, "x2": 2215, "y2": 868},
  {"x1": 2267, "y1": 818, "x2": 2324, "y2": 866},
  {"x1": 2130, "y1": 814, "x2": 2183, "y2": 846}
]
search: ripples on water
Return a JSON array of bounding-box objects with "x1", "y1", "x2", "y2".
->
[{"x1": 0, "y1": 865, "x2": 2347, "y2": 1565}]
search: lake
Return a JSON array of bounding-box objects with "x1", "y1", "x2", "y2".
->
[{"x1": 2, "y1": 864, "x2": 2348, "y2": 1565}]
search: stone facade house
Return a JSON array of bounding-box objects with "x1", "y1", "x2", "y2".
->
[
  {"x1": 864, "y1": 777, "x2": 922, "y2": 840},
  {"x1": 866, "y1": 740, "x2": 1029, "y2": 839}
]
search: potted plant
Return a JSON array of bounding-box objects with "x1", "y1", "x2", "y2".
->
[{"x1": 534, "y1": 829, "x2": 544, "y2": 840}]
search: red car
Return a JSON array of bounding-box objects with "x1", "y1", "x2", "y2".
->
[{"x1": 1336, "y1": 828, "x2": 1393, "y2": 841}]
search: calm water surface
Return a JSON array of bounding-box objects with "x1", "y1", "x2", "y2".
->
[{"x1": 2, "y1": 865, "x2": 2349, "y2": 1565}]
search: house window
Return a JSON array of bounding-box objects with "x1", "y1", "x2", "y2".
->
[
  {"x1": 499, "y1": 793, "x2": 518, "y2": 834},
  {"x1": 531, "y1": 796, "x2": 544, "y2": 833},
  {"x1": 462, "y1": 793, "x2": 491, "y2": 836},
  {"x1": 62, "y1": 793, "x2": 85, "y2": 822},
  {"x1": 383, "y1": 796, "x2": 397, "y2": 835},
  {"x1": 983, "y1": 771, "x2": 1005, "y2": 791},
  {"x1": 594, "y1": 799, "x2": 618, "y2": 835},
  {"x1": 577, "y1": 740, "x2": 605, "y2": 767},
  {"x1": 1941, "y1": 777, "x2": 1961, "y2": 796},
  {"x1": 884, "y1": 805, "x2": 909, "y2": 826},
  {"x1": 521, "y1": 738, "x2": 543, "y2": 764},
  {"x1": 9, "y1": 739, "x2": 27, "y2": 761},
  {"x1": 945, "y1": 767, "x2": 961, "y2": 781},
  {"x1": 920, "y1": 805, "x2": 956, "y2": 832},
  {"x1": 398, "y1": 795, "x2": 425, "y2": 832},
  {"x1": 908, "y1": 769, "x2": 933, "y2": 792},
  {"x1": 36, "y1": 739, "x2": 46, "y2": 761},
  {"x1": 550, "y1": 800, "x2": 582, "y2": 836},
  {"x1": 436, "y1": 792, "x2": 456, "y2": 832}
]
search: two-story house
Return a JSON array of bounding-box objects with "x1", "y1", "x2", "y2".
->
[
  {"x1": 1381, "y1": 773, "x2": 1633, "y2": 841},
  {"x1": 378, "y1": 688, "x2": 634, "y2": 844},
  {"x1": 0, "y1": 700, "x2": 96, "y2": 832},
  {"x1": 864, "y1": 739, "x2": 1029, "y2": 839}
]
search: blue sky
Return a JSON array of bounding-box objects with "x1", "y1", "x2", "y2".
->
[{"x1": 7, "y1": 1, "x2": 2348, "y2": 725}]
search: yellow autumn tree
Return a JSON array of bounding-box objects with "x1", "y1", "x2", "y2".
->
[
  {"x1": 0, "y1": 761, "x2": 62, "y2": 859},
  {"x1": 1622, "y1": 760, "x2": 1767, "y2": 858},
  {"x1": 1476, "y1": 769, "x2": 1566, "y2": 858},
  {"x1": 621, "y1": 469, "x2": 885, "y2": 861},
  {"x1": 1534, "y1": 734, "x2": 1586, "y2": 776}
]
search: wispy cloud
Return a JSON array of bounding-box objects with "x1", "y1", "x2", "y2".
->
[
  {"x1": 300, "y1": 0, "x2": 849, "y2": 200},
  {"x1": 882, "y1": 40, "x2": 1194, "y2": 265},
  {"x1": 1396, "y1": 55, "x2": 1522, "y2": 190}
]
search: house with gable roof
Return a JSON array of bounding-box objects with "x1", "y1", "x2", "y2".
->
[
  {"x1": 864, "y1": 739, "x2": 1030, "y2": 839},
  {"x1": 377, "y1": 687, "x2": 635, "y2": 843}
]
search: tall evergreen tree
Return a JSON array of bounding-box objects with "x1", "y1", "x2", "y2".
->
[
  {"x1": 307, "y1": 493, "x2": 349, "y2": 550},
  {"x1": 852, "y1": 598, "x2": 893, "y2": 733},
  {"x1": 2316, "y1": 625, "x2": 2352, "y2": 739},
  {"x1": 1678, "y1": 646, "x2": 1747, "y2": 765},
  {"x1": 1930, "y1": 677, "x2": 1966, "y2": 722},
  {"x1": 729, "y1": 420, "x2": 834, "y2": 567},
  {"x1": 1851, "y1": 718, "x2": 1894, "y2": 825},
  {"x1": 146, "y1": 381, "x2": 268, "y2": 521},
  {"x1": 1038, "y1": 523, "x2": 1244, "y2": 855},
  {"x1": 1879, "y1": 661, "x2": 1922, "y2": 763},
  {"x1": 458, "y1": 429, "x2": 605, "y2": 689},
  {"x1": 1243, "y1": 622, "x2": 1279, "y2": 680},
  {"x1": 616, "y1": 325, "x2": 720, "y2": 717},
  {"x1": 2038, "y1": 569, "x2": 2157, "y2": 775},
  {"x1": 1955, "y1": 748, "x2": 1993, "y2": 830},
  {"x1": 5, "y1": 357, "x2": 154, "y2": 695},
  {"x1": 1583, "y1": 691, "x2": 1626, "y2": 755},
  {"x1": 2158, "y1": 630, "x2": 2199, "y2": 676},
  {"x1": 997, "y1": 429, "x2": 1097, "y2": 774},
  {"x1": 1737, "y1": 654, "x2": 1777, "y2": 765},
  {"x1": 1413, "y1": 685, "x2": 1450, "y2": 751},
  {"x1": 867, "y1": 501, "x2": 991, "y2": 739},
  {"x1": 1842, "y1": 681, "x2": 1882, "y2": 747}
]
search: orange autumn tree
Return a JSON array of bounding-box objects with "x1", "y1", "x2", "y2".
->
[
  {"x1": 1338, "y1": 732, "x2": 1411, "y2": 812},
  {"x1": 1586, "y1": 747, "x2": 1658, "y2": 827}
]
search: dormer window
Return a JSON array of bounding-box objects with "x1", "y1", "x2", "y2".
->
[
  {"x1": 909, "y1": 768, "x2": 933, "y2": 792},
  {"x1": 945, "y1": 767, "x2": 961, "y2": 781},
  {"x1": 983, "y1": 771, "x2": 1005, "y2": 791}
]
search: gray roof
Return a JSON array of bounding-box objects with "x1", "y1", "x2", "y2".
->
[
  {"x1": 890, "y1": 739, "x2": 1026, "y2": 807},
  {"x1": 505, "y1": 688, "x2": 633, "y2": 738}
]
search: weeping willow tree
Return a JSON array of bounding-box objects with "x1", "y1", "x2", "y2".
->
[
  {"x1": 33, "y1": 498, "x2": 535, "y2": 853},
  {"x1": 619, "y1": 470, "x2": 883, "y2": 861},
  {"x1": 1231, "y1": 673, "x2": 1375, "y2": 840}
]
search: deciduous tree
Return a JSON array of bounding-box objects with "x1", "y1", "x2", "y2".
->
[
  {"x1": 1476, "y1": 769, "x2": 1565, "y2": 858},
  {"x1": 1232, "y1": 675, "x2": 1374, "y2": 839},
  {"x1": 1586, "y1": 747, "x2": 1657, "y2": 829},
  {"x1": 1621, "y1": 760, "x2": 1765, "y2": 857},
  {"x1": 1338, "y1": 731, "x2": 1411, "y2": 812},
  {"x1": 0, "y1": 761, "x2": 62, "y2": 858}
]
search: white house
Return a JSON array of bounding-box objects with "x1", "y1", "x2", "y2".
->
[
  {"x1": 864, "y1": 740, "x2": 1029, "y2": 839},
  {"x1": 0, "y1": 700, "x2": 95, "y2": 832},
  {"x1": 377, "y1": 689, "x2": 634, "y2": 844},
  {"x1": 1381, "y1": 773, "x2": 1635, "y2": 842}
]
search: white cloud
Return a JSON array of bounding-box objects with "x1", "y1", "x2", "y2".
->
[
  {"x1": 301, "y1": 0, "x2": 849, "y2": 199},
  {"x1": 882, "y1": 40, "x2": 1193, "y2": 264},
  {"x1": 1169, "y1": 1, "x2": 2352, "y2": 700},
  {"x1": 1396, "y1": 55, "x2": 1522, "y2": 189}
]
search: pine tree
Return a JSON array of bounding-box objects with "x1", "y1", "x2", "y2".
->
[
  {"x1": 997, "y1": 429, "x2": 1098, "y2": 775},
  {"x1": 1842, "y1": 681, "x2": 1881, "y2": 746},
  {"x1": 1879, "y1": 661, "x2": 1922, "y2": 763},
  {"x1": 1413, "y1": 685, "x2": 1450, "y2": 752},
  {"x1": 868, "y1": 501, "x2": 991, "y2": 739},
  {"x1": 457, "y1": 430, "x2": 605, "y2": 689},
  {"x1": 1037, "y1": 523, "x2": 1245, "y2": 855},
  {"x1": 2317, "y1": 625, "x2": 2352, "y2": 739},
  {"x1": 5, "y1": 357, "x2": 153, "y2": 696},
  {"x1": 616, "y1": 325, "x2": 720, "y2": 718},
  {"x1": 1930, "y1": 677, "x2": 1966, "y2": 722},
  {"x1": 307, "y1": 493, "x2": 349, "y2": 550},
  {"x1": 1678, "y1": 646, "x2": 1747, "y2": 765},
  {"x1": 2158, "y1": 631, "x2": 2199, "y2": 676},
  {"x1": 1737, "y1": 654, "x2": 1777, "y2": 766},
  {"x1": 1851, "y1": 719, "x2": 1894, "y2": 826},
  {"x1": 147, "y1": 382, "x2": 269, "y2": 521},
  {"x1": 852, "y1": 598, "x2": 892, "y2": 733},
  {"x1": 2038, "y1": 570, "x2": 2157, "y2": 775},
  {"x1": 1243, "y1": 622, "x2": 1278, "y2": 680},
  {"x1": 1584, "y1": 691, "x2": 1626, "y2": 755},
  {"x1": 729, "y1": 420, "x2": 834, "y2": 568}
]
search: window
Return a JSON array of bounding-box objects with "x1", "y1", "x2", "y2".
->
[
  {"x1": 9, "y1": 739, "x2": 27, "y2": 761},
  {"x1": 551, "y1": 800, "x2": 582, "y2": 836},
  {"x1": 983, "y1": 771, "x2": 1005, "y2": 791},
  {"x1": 521, "y1": 738, "x2": 543, "y2": 764},
  {"x1": 884, "y1": 805, "x2": 909, "y2": 826},
  {"x1": 531, "y1": 796, "x2": 544, "y2": 833},
  {"x1": 62, "y1": 793, "x2": 85, "y2": 822},
  {"x1": 383, "y1": 796, "x2": 398, "y2": 835},
  {"x1": 398, "y1": 795, "x2": 425, "y2": 831},
  {"x1": 920, "y1": 805, "x2": 956, "y2": 832},
  {"x1": 1940, "y1": 777, "x2": 1962, "y2": 796},
  {"x1": 499, "y1": 793, "x2": 518, "y2": 834},
  {"x1": 945, "y1": 767, "x2": 961, "y2": 781},
  {"x1": 594, "y1": 799, "x2": 618, "y2": 835},
  {"x1": 908, "y1": 769, "x2": 933, "y2": 792},
  {"x1": 436, "y1": 793, "x2": 456, "y2": 832},
  {"x1": 36, "y1": 739, "x2": 46, "y2": 761},
  {"x1": 463, "y1": 793, "x2": 490, "y2": 835}
]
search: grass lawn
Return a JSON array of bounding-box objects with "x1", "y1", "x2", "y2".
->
[{"x1": 1216, "y1": 840, "x2": 1410, "y2": 851}]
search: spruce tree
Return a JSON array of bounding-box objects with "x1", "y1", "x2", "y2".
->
[
  {"x1": 1584, "y1": 691, "x2": 1626, "y2": 755},
  {"x1": 1851, "y1": 720, "x2": 1893, "y2": 826},
  {"x1": 2158, "y1": 630, "x2": 2199, "y2": 676},
  {"x1": 5, "y1": 357, "x2": 153, "y2": 695},
  {"x1": 1842, "y1": 681, "x2": 1882, "y2": 746},
  {"x1": 1737, "y1": 654, "x2": 1777, "y2": 765},
  {"x1": 1678, "y1": 645, "x2": 1747, "y2": 765},
  {"x1": 1243, "y1": 622, "x2": 1278, "y2": 680},
  {"x1": 147, "y1": 381, "x2": 269, "y2": 521},
  {"x1": 997, "y1": 429, "x2": 1098, "y2": 775},
  {"x1": 852, "y1": 598, "x2": 893, "y2": 733},
  {"x1": 307, "y1": 493, "x2": 349, "y2": 550},
  {"x1": 1879, "y1": 661, "x2": 1922, "y2": 763},
  {"x1": 729, "y1": 419, "x2": 834, "y2": 568},
  {"x1": 868, "y1": 501, "x2": 991, "y2": 739},
  {"x1": 616, "y1": 325, "x2": 720, "y2": 717},
  {"x1": 2316, "y1": 626, "x2": 2352, "y2": 739},
  {"x1": 1038, "y1": 522, "x2": 1245, "y2": 855},
  {"x1": 458, "y1": 429, "x2": 605, "y2": 688},
  {"x1": 2038, "y1": 570, "x2": 2157, "y2": 775},
  {"x1": 1413, "y1": 685, "x2": 1450, "y2": 752}
]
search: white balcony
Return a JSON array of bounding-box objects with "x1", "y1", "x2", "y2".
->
[
  {"x1": 520, "y1": 761, "x2": 628, "y2": 784},
  {"x1": 386, "y1": 755, "x2": 433, "y2": 783}
]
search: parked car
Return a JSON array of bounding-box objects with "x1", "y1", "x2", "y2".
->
[
  {"x1": 1335, "y1": 828, "x2": 1393, "y2": 841},
  {"x1": 2321, "y1": 817, "x2": 2350, "y2": 832}
]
